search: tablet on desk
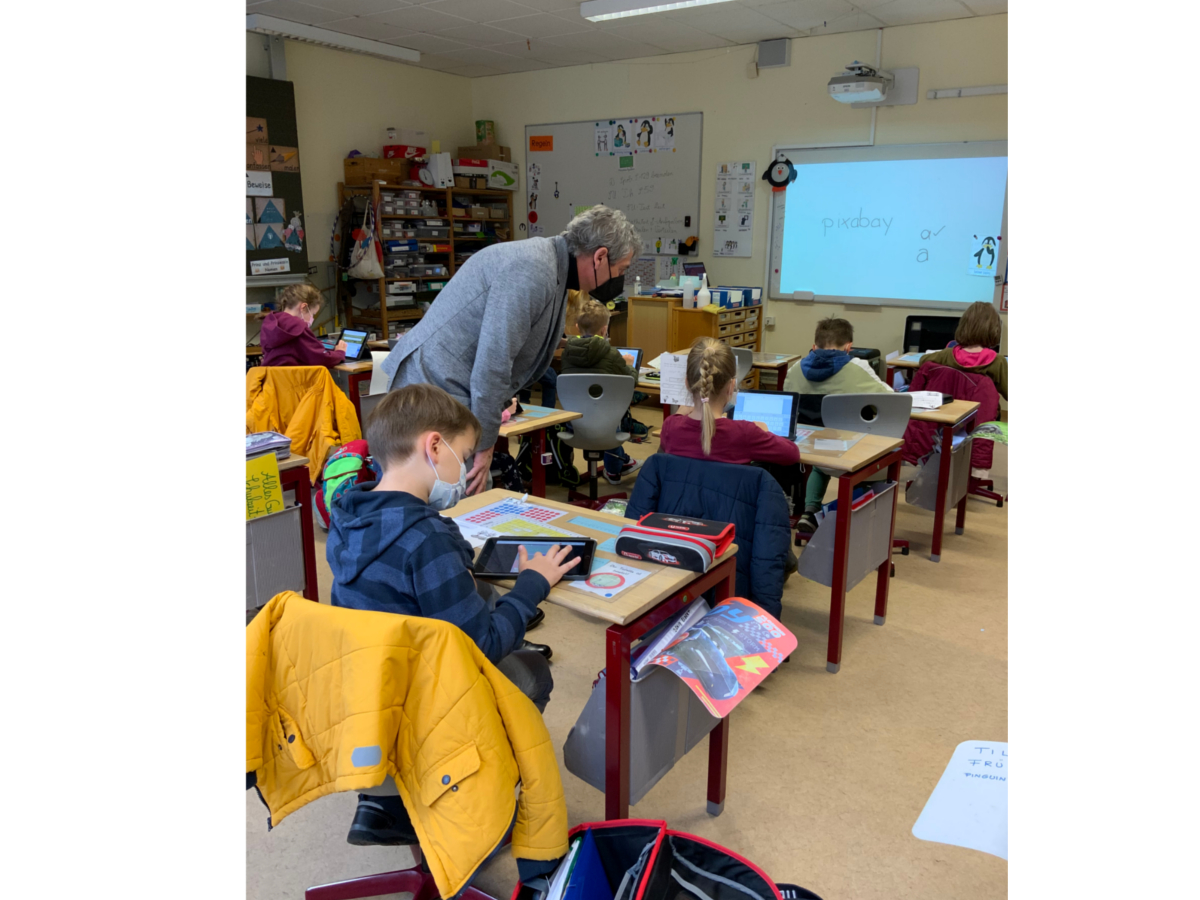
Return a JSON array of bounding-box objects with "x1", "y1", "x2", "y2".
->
[
  {"x1": 340, "y1": 329, "x2": 369, "y2": 361},
  {"x1": 474, "y1": 538, "x2": 595, "y2": 581},
  {"x1": 730, "y1": 389, "x2": 801, "y2": 440},
  {"x1": 616, "y1": 347, "x2": 642, "y2": 370}
]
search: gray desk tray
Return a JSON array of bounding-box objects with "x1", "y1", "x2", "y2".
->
[
  {"x1": 905, "y1": 436, "x2": 972, "y2": 513},
  {"x1": 797, "y1": 480, "x2": 898, "y2": 593},
  {"x1": 246, "y1": 503, "x2": 306, "y2": 610},
  {"x1": 564, "y1": 665, "x2": 719, "y2": 807}
]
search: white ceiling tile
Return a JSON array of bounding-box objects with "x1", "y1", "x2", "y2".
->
[
  {"x1": 380, "y1": 31, "x2": 471, "y2": 52},
  {"x1": 869, "y1": 0, "x2": 973, "y2": 25},
  {"x1": 487, "y1": 13, "x2": 592, "y2": 39},
  {"x1": 246, "y1": 0, "x2": 350, "y2": 25},
  {"x1": 755, "y1": 0, "x2": 862, "y2": 33},
  {"x1": 959, "y1": 0, "x2": 1007, "y2": 14},
  {"x1": 430, "y1": 47, "x2": 530, "y2": 66},
  {"x1": 489, "y1": 56, "x2": 556, "y2": 72},
  {"x1": 443, "y1": 63, "x2": 504, "y2": 76},
  {"x1": 810, "y1": 10, "x2": 887, "y2": 34},
  {"x1": 422, "y1": 0, "x2": 532, "y2": 22},
  {"x1": 303, "y1": 0, "x2": 412, "y2": 16},
  {"x1": 666, "y1": 6, "x2": 799, "y2": 43},
  {"x1": 360, "y1": 4, "x2": 470, "y2": 29},
  {"x1": 541, "y1": 29, "x2": 661, "y2": 57},
  {"x1": 489, "y1": 39, "x2": 551, "y2": 56},
  {"x1": 437, "y1": 22, "x2": 528, "y2": 44},
  {"x1": 507, "y1": 0, "x2": 579, "y2": 10},
  {"x1": 320, "y1": 16, "x2": 414, "y2": 39},
  {"x1": 605, "y1": 19, "x2": 734, "y2": 51}
]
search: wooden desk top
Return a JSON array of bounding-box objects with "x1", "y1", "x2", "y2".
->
[
  {"x1": 751, "y1": 352, "x2": 804, "y2": 369},
  {"x1": 497, "y1": 407, "x2": 581, "y2": 438},
  {"x1": 335, "y1": 359, "x2": 374, "y2": 373},
  {"x1": 367, "y1": 340, "x2": 390, "y2": 350},
  {"x1": 444, "y1": 489, "x2": 737, "y2": 626},
  {"x1": 636, "y1": 379, "x2": 661, "y2": 396},
  {"x1": 909, "y1": 399, "x2": 980, "y2": 426},
  {"x1": 888, "y1": 353, "x2": 928, "y2": 369},
  {"x1": 796, "y1": 431, "x2": 904, "y2": 474},
  {"x1": 278, "y1": 453, "x2": 309, "y2": 472}
]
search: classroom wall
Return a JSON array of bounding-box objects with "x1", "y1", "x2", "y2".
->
[{"x1": 470, "y1": 14, "x2": 1008, "y2": 358}]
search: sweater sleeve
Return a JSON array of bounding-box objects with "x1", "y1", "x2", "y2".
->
[
  {"x1": 737, "y1": 421, "x2": 800, "y2": 465},
  {"x1": 850, "y1": 357, "x2": 893, "y2": 391},
  {"x1": 409, "y1": 529, "x2": 549, "y2": 663},
  {"x1": 996, "y1": 357, "x2": 1008, "y2": 400},
  {"x1": 296, "y1": 329, "x2": 346, "y2": 368}
]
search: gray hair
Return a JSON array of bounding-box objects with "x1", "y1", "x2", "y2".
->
[{"x1": 561, "y1": 205, "x2": 641, "y2": 263}]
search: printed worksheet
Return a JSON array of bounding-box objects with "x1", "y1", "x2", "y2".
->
[
  {"x1": 657, "y1": 353, "x2": 691, "y2": 406},
  {"x1": 563, "y1": 560, "x2": 653, "y2": 601},
  {"x1": 451, "y1": 499, "x2": 581, "y2": 548}
]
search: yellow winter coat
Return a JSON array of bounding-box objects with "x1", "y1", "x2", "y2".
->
[
  {"x1": 246, "y1": 593, "x2": 568, "y2": 899},
  {"x1": 246, "y1": 366, "x2": 361, "y2": 482}
]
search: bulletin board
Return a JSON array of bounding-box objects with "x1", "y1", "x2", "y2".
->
[
  {"x1": 523, "y1": 112, "x2": 702, "y2": 257},
  {"x1": 246, "y1": 76, "x2": 308, "y2": 278}
]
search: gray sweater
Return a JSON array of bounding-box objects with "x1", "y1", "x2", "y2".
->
[{"x1": 382, "y1": 235, "x2": 570, "y2": 447}]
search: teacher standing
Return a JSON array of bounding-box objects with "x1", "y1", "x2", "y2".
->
[{"x1": 382, "y1": 204, "x2": 641, "y2": 494}]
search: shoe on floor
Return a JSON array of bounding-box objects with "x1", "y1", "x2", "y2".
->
[
  {"x1": 604, "y1": 457, "x2": 642, "y2": 485},
  {"x1": 522, "y1": 639, "x2": 553, "y2": 661},
  {"x1": 526, "y1": 607, "x2": 545, "y2": 630},
  {"x1": 784, "y1": 548, "x2": 798, "y2": 580},
  {"x1": 347, "y1": 797, "x2": 419, "y2": 846},
  {"x1": 796, "y1": 510, "x2": 819, "y2": 535}
]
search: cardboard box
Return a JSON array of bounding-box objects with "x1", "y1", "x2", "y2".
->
[
  {"x1": 457, "y1": 143, "x2": 511, "y2": 162},
  {"x1": 490, "y1": 207, "x2": 507, "y2": 219},
  {"x1": 451, "y1": 158, "x2": 489, "y2": 176},
  {"x1": 454, "y1": 175, "x2": 471, "y2": 188},
  {"x1": 344, "y1": 157, "x2": 407, "y2": 185},
  {"x1": 383, "y1": 144, "x2": 426, "y2": 159},
  {"x1": 487, "y1": 159, "x2": 518, "y2": 191},
  {"x1": 469, "y1": 205, "x2": 488, "y2": 218}
]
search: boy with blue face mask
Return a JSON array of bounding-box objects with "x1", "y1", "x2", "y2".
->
[{"x1": 326, "y1": 384, "x2": 579, "y2": 847}]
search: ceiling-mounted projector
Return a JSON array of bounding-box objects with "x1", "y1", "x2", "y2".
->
[{"x1": 828, "y1": 61, "x2": 893, "y2": 104}]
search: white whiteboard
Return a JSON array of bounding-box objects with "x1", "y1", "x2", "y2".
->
[
  {"x1": 767, "y1": 141, "x2": 1008, "y2": 310},
  {"x1": 523, "y1": 112, "x2": 702, "y2": 257}
]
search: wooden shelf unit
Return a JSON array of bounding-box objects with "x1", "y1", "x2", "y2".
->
[
  {"x1": 669, "y1": 305, "x2": 764, "y2": 388},
  {"x1": 336, "y1": 181, "x2": 513, "y2": 339}
]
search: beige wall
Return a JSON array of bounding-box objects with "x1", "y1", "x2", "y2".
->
[{"x1": 471, "y1": 14, "x2": 1008, "y2": 357}]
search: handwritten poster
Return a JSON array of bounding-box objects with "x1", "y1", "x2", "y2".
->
[
  {"x1": 714, "y1": 161, "x2": 755, "y2": 258},
  {"x1": 657, "y1": 353, "x2": 691, "y2": 407},
  {"x1": 246, "y1": 453, "x2": 284, "y2": 520},
  {"x1": 912, "y1": 740, "x2": 1008, "y2": 859}
]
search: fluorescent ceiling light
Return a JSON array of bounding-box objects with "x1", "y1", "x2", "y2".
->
[
  {"x1": 246, "y1": 14, "x2": 419, "y2": 63},
  {"x1": 580, "y1": 0, "x2": 737, "y2": 22}
]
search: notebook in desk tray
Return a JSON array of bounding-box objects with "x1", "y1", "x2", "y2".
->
[{"x1": 615, "y1": 513, "x2": 734, "y2": 574}]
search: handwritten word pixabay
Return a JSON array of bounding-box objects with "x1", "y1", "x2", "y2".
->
[{"x1": 822, "y1": 209, "x2": 893, "y2": 236}]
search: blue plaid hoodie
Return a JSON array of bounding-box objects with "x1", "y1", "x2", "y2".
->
[{"x1": 327, "y1": 482, "x2": 548, "y2": 663}]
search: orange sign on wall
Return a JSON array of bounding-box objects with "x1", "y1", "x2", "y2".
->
[{"x1": 529, "y1": 135, "x2": 554, "y2": 152}]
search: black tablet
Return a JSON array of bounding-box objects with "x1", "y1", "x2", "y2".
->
[
  {"x1": 341, "y1": 329, "x2": 369, "y2": 360},
  {"x1": 474, "y1": 537, "x2": 595, "y2": 581},
  {"x1": 730, "y1": 389, "x2": 802, "y2": 439}
]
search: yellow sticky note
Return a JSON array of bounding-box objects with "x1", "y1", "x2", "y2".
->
[
  {"x1": 432, "y1": 139, "x2": 441, "y2": 153},
  {"x1": 246, "y1": 453, "x2": 285, "y2": 520}
]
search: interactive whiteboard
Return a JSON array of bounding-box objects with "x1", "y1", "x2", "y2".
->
[
  {"x1": 767, "y1": 141, "x2": 1007, "y2": 309},
  {"x1": 523, "y1": 113, "x2": 702, "y2": 257}
]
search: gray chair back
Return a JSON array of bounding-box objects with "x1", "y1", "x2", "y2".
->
[
  {"x1": 821, "y1": 392, "x2": 913, "y2": 439},
  {"x1": 557, "y1": 374, "x2": 635, "y2": 451},
  {"x1": 732, "y1": 347, "x2": 753, "y2": 384}
]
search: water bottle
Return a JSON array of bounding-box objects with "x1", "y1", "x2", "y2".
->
[
  {"x1": 634, "y1": 275, "x2": 642, "y2": 297},
  {"x1": 696, "y1": 274, "x2": 711, "y2": 308}
]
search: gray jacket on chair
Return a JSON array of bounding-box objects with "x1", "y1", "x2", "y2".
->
[{"x1": 381, "y1": 235, "x2": 571, "y2": 447}]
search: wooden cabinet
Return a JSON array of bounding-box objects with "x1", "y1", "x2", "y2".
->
[
  {"x1": 669, "y1": 306, "x2": 764, "y2": 354},
  {"x1": 625, "y1": 295, "x2": 681, "y2": 364}
]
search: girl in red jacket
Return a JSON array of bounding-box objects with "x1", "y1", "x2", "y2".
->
[
  {"x1": 260, "y1": 284, "x2": 346, "y2": 368},
  {"x1": 660, "y1": 337, "x2": 799, "y2": 466}
]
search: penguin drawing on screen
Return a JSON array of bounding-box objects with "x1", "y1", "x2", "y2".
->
[
  {"x1": 974, "y1": 235, "x2": 997, "y2": 269},
  {"x1": 614, "y1": 125, "x2": 627, "y2": 148},
  {"x1": 638, "y1": 120, "x2": 653, "y2": 148},
  {"x1": 665, "y1": 117, "x2": 675, "y2": 138}
]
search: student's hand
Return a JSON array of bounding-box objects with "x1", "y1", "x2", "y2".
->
[
  {"x1": 506, "y1": 397, "x2": 519, "y2": 415},
  {"x1": 335, "y1": 340, "x2": 347, "y2": 352},
  {"x1": 465, "y1": 446, "x2": 494, "y2": 496},
  {"x1": 753, "y1": 421, "x2": 770, "y2": 432},
  {"x1": 622, "y1": 354, "x2": 635, "y2": 365},
  {"x1": 518, "y1": 544, "x2": 581, "y2": 588},
  {"x1": 559, "y1": 337, "x2": 569, "y2": 349}
]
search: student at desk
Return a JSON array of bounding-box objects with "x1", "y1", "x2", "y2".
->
[
  {"x1": 259, "y1": 284, "x2": 346, "y2": 368},
  {"x1": 920, "y1": 301, "x2": 1008, "y2": 399},
  {"x1": 661, "y1": 337, "x2": 800, "y2": 466},
  {"x1": 326, "y1": 384, "x2": 579, "y2": 848}
]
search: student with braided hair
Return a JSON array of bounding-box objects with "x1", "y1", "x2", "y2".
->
[{"x1": 659, "y1": 337, "x2": 799, "y2": 465}]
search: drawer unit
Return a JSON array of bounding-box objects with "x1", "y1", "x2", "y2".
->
[{"x1": 718, "y1": 323, "x2": 732, "y2": 338}]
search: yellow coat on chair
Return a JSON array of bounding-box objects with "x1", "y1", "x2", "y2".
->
[
  {"x1": 246, "y1": 593, "x2": 569, "y2": 899},
  {"x1": 246, "y1": 366, "x2": 361, "y2": 482}
]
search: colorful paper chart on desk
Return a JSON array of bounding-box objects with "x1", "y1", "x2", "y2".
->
[
  {"x1": 516, "y1": 405, "x2": 554, "y2": 418},
  {"x1": 563, "y1": 560, "x2": 652, "y2": 600},
  {"x1": 452, "y1": 498, "x2": 581, "y2": 548}
]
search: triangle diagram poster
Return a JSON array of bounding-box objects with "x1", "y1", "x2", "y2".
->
[
  {"x1": 256, "y1": 198, "x2": 285, "y2": 223},
  {"x1": 255, "y1": 223, "x2": 284, "y2": 249}
]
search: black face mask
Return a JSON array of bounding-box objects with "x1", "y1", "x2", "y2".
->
[{"x1": 589, "y1": 253, "x2": 625, "y2": 304}]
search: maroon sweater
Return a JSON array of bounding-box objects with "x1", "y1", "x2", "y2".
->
[
  {"x1": 259, "y1": 311, "x2": 345, "y2": 368},
  {"x1": 659, "y1": 415, "x2": 800, "y2": 466}
]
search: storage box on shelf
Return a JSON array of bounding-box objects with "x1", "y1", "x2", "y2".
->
[
  {"x1": 669, "y1": 305, "x2": 765, "y2": 354},
  {"x1": 336, "y1": 179, "x2": 512, "y2": 337}
]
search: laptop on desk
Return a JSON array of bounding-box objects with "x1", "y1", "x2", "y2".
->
[{"x1": 729, "y1": 389, "x2": 802, "y2": 440}]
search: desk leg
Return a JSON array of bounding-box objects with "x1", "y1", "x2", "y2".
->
[
  {"x1": 930, "y1": 424, "x2": 954, "y2": 562},
  {"x1": 604, "y1": 624, "x2": 632, "y2": 821},
  {"x1": 284, "y1": 468, "x2": 319, "y2": 602},
  {"x1": 661, "y1": 402, "x2": 672, "y2": 419},
  {"x1": 776, "y1": 362, "x2": 789, "y2": 388},
  {"x1": 531, "y1": 428, "x2": 547, "y2": 498},
  {"x1": 885, "y1": 365, "x2": 896, "y2": 389},
  {"x1": 955, "y1": 489, "x2": 968, "y2": 535},
  {"x1": 874, "y1": 458, "x2": 902, "y2": 625},
  {"x1": 826, "y1": 475, "x2": 854, "y2": 673},
  {"x1": 706, "y1": 564, "x2": 735, "y2": 815}
]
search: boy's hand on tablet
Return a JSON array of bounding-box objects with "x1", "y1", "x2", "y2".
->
[
  {"x1": 335, "y1": 340, "x2": 347, "y2": 352},
  {"x1": 753, "y1": 421, "x2": 770, "y2": 432},
  {"x1": 518, "y1": 544, "x2": 580, "y2": 588}
]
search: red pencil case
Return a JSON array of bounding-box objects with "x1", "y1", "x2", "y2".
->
[{"x1": 615, "y1": 513, "x2": 734, "y2": 574}]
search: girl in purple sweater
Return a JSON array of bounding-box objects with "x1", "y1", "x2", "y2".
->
[{"x1": 260, "y1": 284, "x2": 346, "y2": 368}]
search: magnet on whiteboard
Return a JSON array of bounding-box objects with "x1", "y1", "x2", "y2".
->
[{"x1": 792, "y1": 291, "x2": 815, "y2": 300}]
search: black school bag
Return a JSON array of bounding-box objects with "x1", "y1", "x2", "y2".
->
[{"x1": 516, "y1": 424, "x2": 580, "y2": 488}]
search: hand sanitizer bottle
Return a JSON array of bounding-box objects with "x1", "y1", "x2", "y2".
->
[
  {"x1": 696, "y1": 274, "x2": 711, "y2": 308},
  {"x1": 634, "y1": 275, "x2": 641, "y2": 297}
]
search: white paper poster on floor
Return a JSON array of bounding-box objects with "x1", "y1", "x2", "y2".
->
[
  {"x1": 713, "y1": 161, "x2": 755, "y2": 258},
  {"x1": 912, "y1": 740, "x2": 1008, "y2": 860}
]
